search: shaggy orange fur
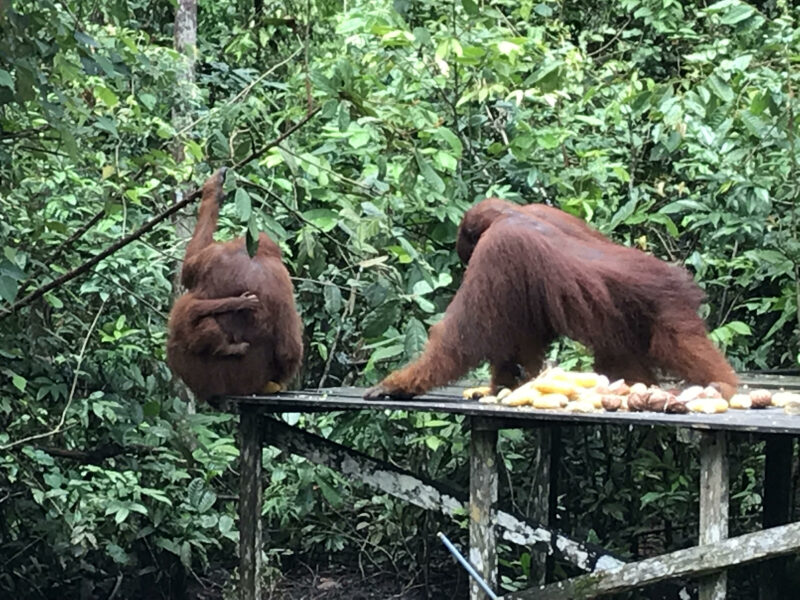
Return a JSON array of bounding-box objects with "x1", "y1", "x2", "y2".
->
[
  {"x1": 366, "y1": 198, "x2": 737, "y2": 400},
  {"x1": 167, "y1": 169, "x2": 303, "y2": 401}
]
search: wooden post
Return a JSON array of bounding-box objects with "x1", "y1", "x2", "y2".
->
[
  {"x1": 470, "y1": 418, "x2": 498, "y2": 600},
  {"x1": 759, "y1": 434, "x2": 794, "y2": 600},
  {"x1": 530, "y1": 426, "x2": 551, "y2": 586},
  {"x1": 699, "y1": 431, "x2": 728, "y2": 600},
  {"x1": 238, "y1": 408, "x2": 263, "y2": 600}
]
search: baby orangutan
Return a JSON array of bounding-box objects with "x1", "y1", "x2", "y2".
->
[
  {"x1": 365, "y1": 198, "x2": 737, "y2": 400},
  {"x1": 167, "y1": 168, "x2": 303, "y2": 401}
]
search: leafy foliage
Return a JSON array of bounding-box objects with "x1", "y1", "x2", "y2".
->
[{"x1": 1, "y1": 0, "x2": 798, "y2": 597}]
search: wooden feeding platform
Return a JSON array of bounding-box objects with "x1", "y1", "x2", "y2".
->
[{"x1": 214, "y1": 373, "x2": 800, "y2": 600}]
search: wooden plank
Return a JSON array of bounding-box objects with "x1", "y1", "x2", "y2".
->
[
  {"x1": 470, "y1": 419, "x2": 498, "y2": 600},
  {"x1": 737, "y1": 372, "x2": 800, "y2": 389},
  {"x1": 699, "y1": 431, "x2": 729, "y2": 600},
  {"x1": 221, "y1": 387, "x2": 800, "y2": 435},
  {"x1": 259, "y1": 416, "x2": 625, "y2": 573},
  {"x1": 759, "y1": 434, "x2": 795, "y2": 600},
  {"x1": 238, "y1": 409, "x2": 263, "y2": 600},
  {"x1": 502, "y1": 522, "x2": 800, "y2": 600}
]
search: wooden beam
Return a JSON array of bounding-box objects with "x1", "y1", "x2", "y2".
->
[
  {"x1": 502, "y1": 522, "x2": 800, "y2": 600},
  {"x1": 699, "y1": 431, "x2": 728, "y2": 600},
  {"x1": 470, "y1": 418, "x2": 498, "y2": 600},
  {"x1": 759, "y1": 434, "x2": 794, "y2": 600},
  {"x1": 259, "y1": 416, "x2": 624, "y2": 573},
  {"x1": 238, "y1": 408, "x2": 263, "y2": 600}
]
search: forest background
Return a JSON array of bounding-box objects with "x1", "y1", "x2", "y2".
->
[{"x1": 1, "y1": 0, "x2": 799, "y2": 598}]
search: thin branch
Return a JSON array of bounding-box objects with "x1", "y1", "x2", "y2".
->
[
  {"x1": 232, "y1": 105, "x2": 320, "y2": 169},
  {"x1": 34, "y1": 443, "x2": 136, "y2": 464},
  {"x1": 318, "y1": 273, "x2": 359, "y2": 389},
  {"x1": 46, "y1": 209, "x2": 105, "y2": 265},
  {"x1": 174, "y1": 48, "x2": 303, "y2": 139},
  {"x1": 95, "y1": 270, "x2": 169, "y2": 319},
  {"x1": 0, "y1": 298, "x2": 106, "y2": 450},
  {"x1": 239, "y1": 176, "x2": 354, "y2": 256},
  {"x1": 588, "y1": 17, "x2": 632, "y2": 58},
  {"x1": 277, "y1": 143, "x2": 380, "y2": 193},
  {"x1": 13, "y1": 209, "x2": 106, "y2": 297},
  {"x1": 0, "y1": 125, "x2": 49, "y2": 141},
  {"x1": 1, "y1": 107, "x2": 321, "y2": 318},
  {"x1": 0, "y1": 194, "x2": 200, "y2": 317}
]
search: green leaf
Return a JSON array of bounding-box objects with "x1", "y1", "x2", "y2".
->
[
  {"x1": 348, "y1": 130, "x2": 370, "y2": 148},
  {"x1": 8, "y1": 371, "x2": 27, "y2": 392},
  {"x1": 114, "y1": 507, "x2": 130, "y2": 524},
  {"x1": 749, "y1": 92, "x2": 768, "y2": 115},
  {"x1": 659, "y1": 200, "x2": 710, "y2": 214},
  {"x1": 139, "y1": 93, "x2": 156, "y2": 110},
  {"x1": 235, "y1": 188, "x2": 252, "y2": 221},
  {"x1": 727, "y1": 54, "x2": 753, "y2": 71},
  {"x1": 425, "y1": 435, "x2": 442, "y2": 451},
  {"x1": 95, "y1": 116, "x2": 118, "y2": 137},
  {"x1": 106, "y1": 543, "x2": 129, "y2": 565},
  {"x1": 434, "y1": 150, "x2": 458, "y2": 171},
  {"x1": 535, "y1": 132, "x2": 560, "y2": 149},
  {"x1": 246, "y1": 215, "x2": 260, "y2": 257},
  {"x1": 414, "y1": 150, "x2": 445, "y2": 193},
  {"x1": 74, "y1": 31, "x2": 98, "y2": 47},
  {"x1": 94, "y1": 86, "x2": 119, "y2": 108},
  {"x1": 140, "y1": 487, "x2": 172, "y2": 505},
  {"x1": 718, "y1": 3, "x2": 755, "y2": 25},
  {"x1": 324, "y1": 284, "x2": 342, "y2": 314},
  {"x1": 0, "y1": 275, "x2": 18, "y2": 303},
  {"x1": 367, "y1": 345, "x2": 404, "y2": 371},
  {"x1": 219, "y1": 515, "x2": 234, "y2": 534},
  {"x1": 180, "y1": 541, "x2": 192, "y2": 568},
  {"x1": 706, "y1": 74, "x2": 734, "y2": 103},
  {"x1": 0, "y1": 69, "x2": 13, "y2": 90},
  {"x1": 726, "y1": 321, "x2": 751, "y2": 335},
  {"x1": 363, "y1": 302, "x2": 400, "y2": 338},
  {"x1": 302, "y1": 209, "x2": 339, "y2": 232},
  {"x1": 315, "y1": 475, "x2": 343, "y2": 507},
  {"x1": 740, "y1": 112, "x2": 766, "y2": 137},
  {"x1": 404, "y1": 318, "x2": 428, "y2": 357},
  {"x1": 462, "y1": 0, "x2": 479, "y2": 16},
  {"x1": 0, "y1": 259, "x2": 25, "y2": 280},
  {"x1": 647, "y1": 213, "x2": 679, "y2": 237},
  {"x1": 640, "y1": 491, "x2": 662, "y2": 508},
  {"x1": 436, "y1": 128, "x2": 463, "y2": 157},
  {"x1": 609, "y1": 198, "x2": 637, "y2": 230}
]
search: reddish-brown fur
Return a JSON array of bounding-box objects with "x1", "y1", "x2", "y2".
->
[
  {"x1": 167, "y1": 169, "x2": 303, "y2": 401},
  {"x1": 365, "y1": 198, "x2": 738, "y2": 400}
]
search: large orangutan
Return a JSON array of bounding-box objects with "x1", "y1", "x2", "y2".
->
[
  {"x1": 167, "y1": 168, "x2": 303, "y2": 401},
  {"x1": 365, "y1": 197, "x2": 738, "y2": 400}
]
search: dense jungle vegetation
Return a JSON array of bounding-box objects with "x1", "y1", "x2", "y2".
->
[{"x1": 1, "y1": 0, "x2": 798, "y2": 597}]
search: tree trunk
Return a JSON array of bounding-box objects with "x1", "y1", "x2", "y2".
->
[{"x1": 171, "y1": 0, "x2": 199, "y2": 412}]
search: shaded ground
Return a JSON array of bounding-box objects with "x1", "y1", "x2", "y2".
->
[
  {"x1": 185, "y1": 561, "x2": 469, "y2": 600},
  {"x1": 265, "y1": 562, "x2": 469, "y2": 600}
]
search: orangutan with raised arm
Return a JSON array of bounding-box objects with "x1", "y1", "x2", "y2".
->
[{"x1": 167, "y1": 168, "x2": 303, "y2": 401}]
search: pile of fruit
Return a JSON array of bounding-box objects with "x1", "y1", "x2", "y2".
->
[{"x1": 462, "y1": 368, "x2": 800, "y2": 415}]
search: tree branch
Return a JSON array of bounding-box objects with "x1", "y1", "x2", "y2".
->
[{"x1": 1, "y1": 107, "x2": 320, "y2": 318}]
